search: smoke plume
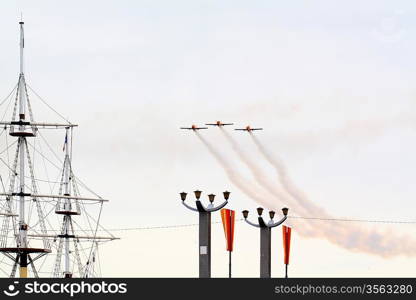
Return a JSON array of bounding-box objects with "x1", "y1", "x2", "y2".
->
[
  {"x1": 195, "y1": 132, "x2": 273, "y2": 210},
  {"x1": 219, "y1": 128, "x2": 314, "y2": 232},
  {"x1": 249, "y1": 134, "x2": 416, "y2": 257}
]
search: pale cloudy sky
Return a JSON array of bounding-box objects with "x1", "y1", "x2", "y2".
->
[{"x1": 1, "y1": 0, "x2": 416, "y2": 277}]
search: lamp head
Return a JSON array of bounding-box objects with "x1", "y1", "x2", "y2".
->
[
  {"x1": 242, "y1": 210, "x2": 249, "y2": 219},
  {"x1": 269, "y1": 210, "x2": 275, "y2": 219},
  {"x1": 194, "y1": 190, "x2": 202, "y2": 200},
  {"x1": 223, "y1": 191, "x2": 230, "y2": 200},
  {"x1": 257, "y1": 207, "x2": 264, "y2": 216},
  {"x1": 208, "y1": 194, "x2": 215, "y2": 203},
  {"x1": 282, "y1": 207, "x2": 289, "y2": 216},
  {"x1": 179, "y1": 192, "x2": 187, "y2": 201}
]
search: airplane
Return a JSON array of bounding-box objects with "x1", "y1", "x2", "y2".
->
[
  {"x1": 180, "y1": 124, "x2": 208, "y2": 130},
  {"x1": 205, "y1": 121, "x2": 234, "y2": 127},
  {"x1": 234, "y1": 125, "x2": 263, "y2": 132}
]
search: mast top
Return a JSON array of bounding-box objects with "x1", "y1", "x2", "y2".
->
[{"x1": 19, "y1": 20, "x2": 24, "y2": 75}]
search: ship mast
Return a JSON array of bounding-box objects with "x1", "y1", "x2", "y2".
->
[
  {"x1": 17, "y1": 20, "x2": 28, "y2": 278},
  {"x1": 55, "y1": 127, "x2": 81, "y2": 278},
  {"x1": 0, "y1": 20, "x2": 54, "y2": 278},
  {"x1": 0, "y1": 21, "x2": 118, "y2": 279},
  {"x1": 63, "y1": 128, "x2": 71, "y2": 277}
]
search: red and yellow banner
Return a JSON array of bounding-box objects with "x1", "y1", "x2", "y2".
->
[
  {"x1": 221, "y1": 209, "x2": 235, "y2": 252},
  {"x1": 282, "y1": 225, "x2": 292, "y2": 265}
]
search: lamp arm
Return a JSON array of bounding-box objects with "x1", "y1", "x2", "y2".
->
[
  {"x1": 267, "y1": 215, "x2": 287, "y2": 228},
  {"x1": 244, "y1": 218, "x2": 260, "y2": 228},
  {"x1": 181, "y1": 201, "x2": 198, "y2": 212},
  {"x1": 206, "y1": 200, "x2": 228, "y2": 212}
]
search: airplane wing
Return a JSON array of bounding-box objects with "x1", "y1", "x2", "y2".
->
[
  {"x1": 180, "y1": 127, "x2": 193, "y2": 130},
  {"x1": 251, "y1": 128, "x2": 263, "y2": 131},
  {"x1": 205, "y1": 123, "x2": 234, "y2": 126},
  {"x1": 234, "y1": 129, "x2": 247, "y2": 131}
]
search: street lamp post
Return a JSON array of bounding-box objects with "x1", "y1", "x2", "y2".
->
[
  {"x1": 242, "y1": 207, "x2": 288, "y2": 278},
  {"x1": 181, "y1": 190, "x2": 230, "y2": 278}
]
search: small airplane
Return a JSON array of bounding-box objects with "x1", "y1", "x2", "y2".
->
[
  {"x1": 180, "y1": 124, "x2": 208, "y2": 131},
  {"x1": 235, "y1": 125, "x2": 263, "y2": 132},
  {"x1": 205, "y1": 121, "x2": 234, "y2": 127}
]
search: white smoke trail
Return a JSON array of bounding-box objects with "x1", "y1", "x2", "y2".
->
[
  {"x1": 219, "y1": 128, "x2": 314, "y2": 232},
  {"x1": 194, "y1": 132, "x2": 274, "y2": 210},
  {"x1": 250, "y1": 134, "x2": 416, "y2": 257},
  {"x1": 220, "y1": 129, "x2": 294, "y2": 205},
  {"x1": 250, "y1": 134, "x2": 328, "y2": 217}
]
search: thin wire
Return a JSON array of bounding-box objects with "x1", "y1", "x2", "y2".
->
[
  {"x1": 0, "y1": 84, "x2": 18, "y2": 108},
  {"x1": 288, "y1": 215, "x2": 416, "y2": 224},
  {"x1": 80, "y1": 216, "x2": 416, "y2": 232},
  {"x1": 26, "y1": 84, "x2": 72, "y2": 124}
]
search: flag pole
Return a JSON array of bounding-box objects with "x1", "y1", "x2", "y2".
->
[
  {"x1": 229, "y1": 250, "x2": 232, "y2": 278},
  {"x1": 228, "y1": 212, "x2": 232, "y2": 278}
]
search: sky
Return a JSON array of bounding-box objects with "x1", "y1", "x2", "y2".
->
[{"x1": 1, "y1": 0, "x2": 416, "y2": 277}]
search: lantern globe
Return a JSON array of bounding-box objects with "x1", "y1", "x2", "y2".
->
[
  {"x1": 208, "y1": 194, "x2": 216, "y2": 203},
  {"x1": 194, "y1": 190, "x2": 202, "y2": 200},
  {"x1": 257, "y1": 207, "x2": 264, "y2": 216},
  {"x1": 180, "y1": 192, "x2": 187, "y2": 201}
]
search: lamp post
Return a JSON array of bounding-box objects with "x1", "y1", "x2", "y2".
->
[
  {"x1": 181, "y1": 190, "x2": 230, "y2": 278},
  {"x1": 242, "y1": 207, "x2": 288, "y2": 278}
]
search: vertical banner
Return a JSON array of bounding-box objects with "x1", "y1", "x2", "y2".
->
[
  {"x1": 220, "y1": 209, "x2": 235, "y2": 251},
  {"x1": 282, "y1": 225, "x2": 291, "y2": 265}
]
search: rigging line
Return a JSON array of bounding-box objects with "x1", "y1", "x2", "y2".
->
[
  {"x1": 3, "y1": 132, "x2": 14, "y2": 190},
  {"x1": 73, "y1": 175, "x2": 102, "y2": 199},
  {"x1": 26, "y1": 84, "x2": 72, "y2": 125},
  {"x1": 38, "y1": 138, "x2": 53, "y2": 193},
  {"x1": 70, "y1": 126, "x2": 73, "y2": 163},
  {"x1": 0, "y1": 264, "x2": 11, "y2": 277},
  {"x1": 0, "y1": 92, "x2": 14, "y2": 124},
  {"x1": 0, "y1": 157, "x2": 17, "y2": 174},
  {"x1": 37, "y1": 131, "x2": 63, "y2": 165},
  {"x1": 0, "y1": 176, "x2": 6, "y2": 197},
  {"x1": 26, "y1": 139, "x2": 61, "y2": 169},
  {"x1": 72, "y1": 210, "x2": 95, "y2": 239},
  {"x1": 85, "y1": 202, "x2": 103, "y2": 277},
  {"x1": 36, "y1": 131, "x2": 103, "y2": 200},
  {"x1": 78, "y1": 187, "x2": 100, "y2": 235},
  {"x1": 0, "y1": 140, "x2": 18, "y2": 155},
  {"x1": 76, "y1": 200, "x2": 115, "y2": 238},
  {"x1": 22, "y1": 176, "x2": 61, "y2": 184},
  {"x1": 96, "y1": 242, "x2": 102, "y2": 277},
  {"x1": 32, "y1": 132, "x2": 102, "y2": 199},
  {"x1": 0, "y1": 84, "x2": 18, "y2": 108},
  {"x1": 27, "y1": 201, "x2": 58, "y2": 235}
]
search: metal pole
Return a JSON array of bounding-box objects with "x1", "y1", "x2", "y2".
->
[
  {"x1": 19, "y1": 21, "x2": 24, "y2": 74},
  {"x1": 63, "y1": 128, "x2": 71, "y2": 278},
  {"x1": 20, "y1": 253, "x2": 27, "y2": 278},
  {"x1": 242, "y1": 207, "x2": 288, "y2": 279},
  {"x1": 228, "y1": 212, "x2": 232, "y2": 278},
  {"x1": 199, "y1": 211, "x2": 211, "y2": 278},
  {"x1": 285, "y1": 264, "x2": 288, "y2": 278},
  {"x1": 181, "y1": 191, "x2": 229, "y2": 279},
  {"x1": 228, "y1": 251, "x2": 232, "y2": 278},
  {"x1": 260, "y1": 226, "x2": 271, "y2": 278},
  {"x1": 18, "y1": 21, "x2": 27, "y2": 279}
]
